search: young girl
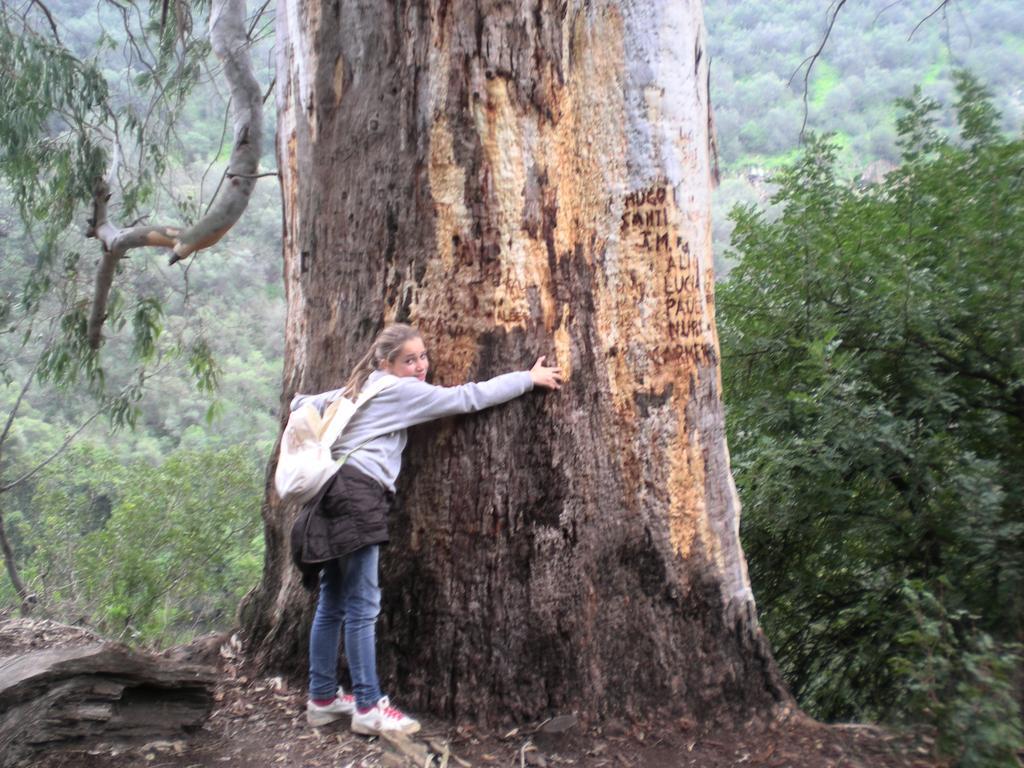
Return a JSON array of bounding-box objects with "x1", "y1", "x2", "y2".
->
[{"x1": 293, "y1": 323, "x2": 562, "y2": 735}]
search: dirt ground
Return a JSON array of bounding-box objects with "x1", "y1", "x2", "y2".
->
[
  {"x1": 32, "y1": 676, "x2": 943, "y2": 768},
  {"x1": 6, "y1": 619, "x2": 943, "y2": 768}
]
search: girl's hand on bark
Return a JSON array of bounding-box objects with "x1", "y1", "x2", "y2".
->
[{"x1": 530, "y1": 356, "x2": 563, "y2": 390}]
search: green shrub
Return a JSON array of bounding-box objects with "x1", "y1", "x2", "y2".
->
[
  {"x1": 720, "y1": 72, "x2": 1023, "y2": 758},
  {"x1": 22, "y1": 442, "x2": 265, "y2": 646},
  {"x1": 894, "y1": 582, "x2": 1022, "y2": 768}
]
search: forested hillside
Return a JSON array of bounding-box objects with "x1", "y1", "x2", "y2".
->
[
  {"x1": 1, "y1": 1, "x2": 1021, "y2": 760},
  {"x1": 708, "y1": 0, "x2": 1022, "y2": 169},
  {"x1": 706, "y1": 0, "x2": 1023, "y2": 268}
]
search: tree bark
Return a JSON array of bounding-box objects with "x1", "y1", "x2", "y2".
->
[
  {"x1": 241, "y1": 0, "x2": 789, "y2": 725},
  {"x1": 0, "y1": 638, "x2": 214, "y2": 767},
  {"x1": 0, "y1": 510, "x2": 34, "y2": 616}
]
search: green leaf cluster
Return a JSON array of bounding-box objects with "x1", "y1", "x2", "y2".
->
[
  {"x1": 3, "y1": 441, "x2": 265, "y2": 646},
  {"x1": 719, "y1": 72, "x2": 1023, "y2": 755},
  {"x1": 893, "y1": 582, "x2": 1021, "y2": 767},
  {"x1": 0, "y1": 20, "x2": 108, "y2": 229}
]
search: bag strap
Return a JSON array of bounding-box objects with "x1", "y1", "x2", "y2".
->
[
  {"x1": 319, "y1": 374, "x2": 399, "y2": 451},
  {"x1": 336, "y1": 433, "x2": 378, "y2": 467},
  {"x1": 355, "y1": 373, "x2": 399, "y2": 406}
]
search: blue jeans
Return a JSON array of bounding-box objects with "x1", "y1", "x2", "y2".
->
[{"x1": 308, "y1": 545, "x2": 382, "y2": 709}]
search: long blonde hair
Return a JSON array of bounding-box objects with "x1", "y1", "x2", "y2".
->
[{"x1": 343, "y1": 323, "x2": 422, "y2": 396}]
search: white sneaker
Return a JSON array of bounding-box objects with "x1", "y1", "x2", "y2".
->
[
  {"x1": 306, "y1": 686, "x2": 357, "y2": 726},
  {"x1": 350, "y1": 695, "x2": 421, "y2": 735}
]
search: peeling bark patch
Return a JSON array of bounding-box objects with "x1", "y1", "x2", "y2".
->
[
  {"x1": 612, "y1": 180, "x2": 719, "y2": 560},
  {"x1": 472, "y1": 76, "x2": 549, "y2": 331},
  {"x1": 332, "y1": 54, "x2": 345, "y2": 104},
  {"x1": 427, "y1": 116, "x2": 471, "y2": 269},
  {"x1": 664, "y1": 401, "x2": 705, "y2": 560}
]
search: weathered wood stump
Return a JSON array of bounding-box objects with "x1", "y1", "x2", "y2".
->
[{"x1": 0, "y1": 619, "x2": 215, "y2": 768}]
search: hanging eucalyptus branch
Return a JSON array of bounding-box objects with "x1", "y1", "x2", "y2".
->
[{"x1": 85, "y1": 0, "x2": 262, "y2": 350}]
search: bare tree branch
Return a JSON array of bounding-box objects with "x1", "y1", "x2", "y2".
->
[
  {"x1": 29, "y1": 0, "x2": 61, "y2": 46},
  {"x1": 199, "y1": 96, "x2": 233, "y2": 214},
  {"x1": 0, "y1": 408, "x2": 103, "y2": 494},
  {"x1": 85, "y1": 0, "x2": 263, "y2": 350},
  {"x1": 794, "y1": 0, "x2": 957, "y2": 143},
  {"x1": 0, "y1": 313, "x2": 62, "y2": 460},
  {"x1": 789, "y1": 0, "x2": 848, "y2": 142},
  {"x1": 246, "y1": 0, "x2": 272, "y2": 40},
  {"x1": 0, "y1": 358, "x2": 166, "y2": 498},
  {"x1": 226, "y1": 171, "x2": 277, "y2": 179},
  {"x1": 872, "y1": 0, "x2": 907, "y2": 26},
  {"x1": 910, "y1": 1, "x2": 952, "y2": 40},
  {"x1": 0, "y1": 359, "x2": 40, "y2": 454},
  {"x1": 0, "y1": 506, "x2": 35, "y2": 614}
]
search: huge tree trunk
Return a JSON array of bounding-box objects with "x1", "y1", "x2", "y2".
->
[{"x1": 240, "y1": 0, "x2": 789, "y2": 725}]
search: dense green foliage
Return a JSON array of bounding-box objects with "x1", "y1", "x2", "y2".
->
[
  {"x1": 1, "y1": 441, "x2": 266, "y2": 644},
  {"x1": 0, "y1": 0, "x2": 281, "y2": 643},
  {"x1": 719, "y1": 75, "x2": 1022, "y2": 763}
]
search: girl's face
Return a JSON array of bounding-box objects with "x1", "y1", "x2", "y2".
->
[{"x1": 385, "y1": 337, "x2": 429, "y2": 382}]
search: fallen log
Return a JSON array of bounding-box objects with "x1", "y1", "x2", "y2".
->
[{"x1": 0, "y1": 626, "x2": 215, "y2": 768}]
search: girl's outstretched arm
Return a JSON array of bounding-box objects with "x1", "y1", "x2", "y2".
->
[{"x1": 369, "y1": 355, "x2": 563, "y2": 431}]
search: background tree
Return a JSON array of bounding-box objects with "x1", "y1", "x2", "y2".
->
[
  {"x1": 718, "y1": 74, "x2": 1023, "y2": 765},
  {"x1": 239, "y1": 0, "x2": 789, "y2": 724},
  {"x1": 84, "y1": 0, "x2": 264, "y2": 349},
  {"x1": 0, "y1": 0, "x2": 265, "y2": 610}
]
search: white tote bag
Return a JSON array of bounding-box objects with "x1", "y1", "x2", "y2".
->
[{"x1": 274, "y1": 375, "x2": 397, "y2": 504}]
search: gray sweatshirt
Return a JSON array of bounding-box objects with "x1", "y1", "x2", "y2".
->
[{"x1": 290, "y1": 369, "x2": 533, "y2": 491}]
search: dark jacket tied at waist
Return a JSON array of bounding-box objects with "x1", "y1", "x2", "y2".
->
[{"x1": 290, "y1": 464, "x2": 394, "y2": 589}]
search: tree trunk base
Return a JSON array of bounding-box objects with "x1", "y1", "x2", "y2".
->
[{"x1": 0, "y1": 619, "x2": 216, "y2": 768}]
